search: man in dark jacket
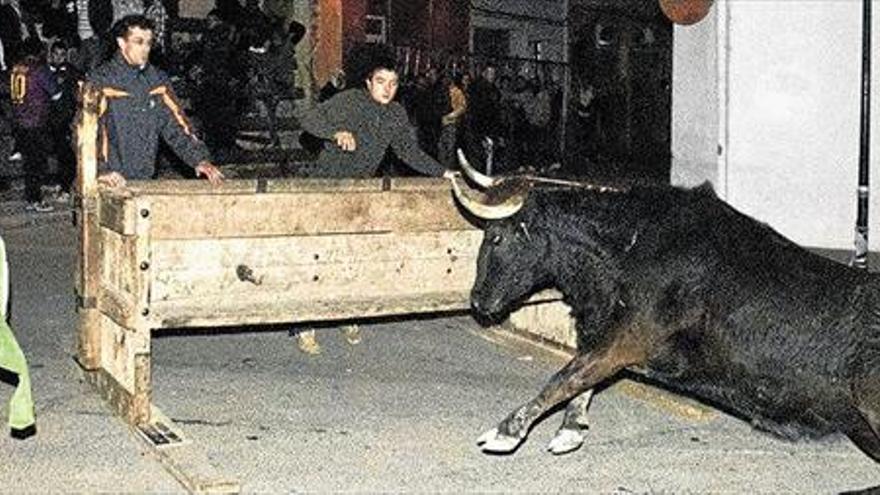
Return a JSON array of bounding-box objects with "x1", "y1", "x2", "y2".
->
[
  {"x1": 10, "y1": 39, "x2": 62, "y2": 211},
  {"x1": 48, "y1": 40, "x2": 81, "y2": 197},
  {"x1": 464, "y1": 64, "x2": 503, "y2": 172},
  {"x1": 86, "y1": 15, "x2": 223, "y2": 188}
]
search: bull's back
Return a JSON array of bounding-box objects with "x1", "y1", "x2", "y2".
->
[{"x1": 622, "y1": 187, "x2": 879, "y2": 436}]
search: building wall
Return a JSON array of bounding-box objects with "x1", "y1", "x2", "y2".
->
[
  {"x1": 178, "y1": 0, "x2": 212, "y2": 18},
  {"x1": 470, "y1": 0, "x2": 567, "y2": 62},
  {"x1": 313, "y1": 0, "x2": 342, "y2": 89},
  {"x1": 672, "y1": 1, "x2": 872, "y2": 251},
  {"x1": 670, "y1": 8, "x2": 719, "y2": 189}
]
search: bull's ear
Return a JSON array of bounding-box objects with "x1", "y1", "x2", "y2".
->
[{"x1": 451, "y1": 173, "x2": 527, "y2": 220}]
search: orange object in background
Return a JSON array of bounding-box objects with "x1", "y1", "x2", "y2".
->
[{"x1": 659, "y1": 0, "x2": 714, "y2": 26}]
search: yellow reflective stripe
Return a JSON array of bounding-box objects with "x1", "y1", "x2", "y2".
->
[
  {"x1": 101, "y1": 87, "x2": 130, "y2": 99},
  {"x1": 101, "y1": 124, "x2": 109, "y2": 163},
  {"x1": 150, "y1": 85, "x2": 193, "y2": 135},
  {"x1": 95, "y1": 87, "x2": 129, "y2": 162}
]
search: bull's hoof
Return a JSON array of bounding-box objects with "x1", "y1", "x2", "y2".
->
[
  {"x1": 547, "y1": 428, "x2": 584, "y2": 455},
  {"x1": 476, "y1": 427, "x2": 524, "y2": 453}
]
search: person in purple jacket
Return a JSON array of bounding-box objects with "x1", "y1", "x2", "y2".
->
[{"x1": 9, "y1": 39, "x2": 61, "y2": 212}]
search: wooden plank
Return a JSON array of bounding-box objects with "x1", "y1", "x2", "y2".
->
[
  {"x1": 76, "y1": 308, "x2": 101, "y2": 371},
  {"x1": 152, "y1": 258, "x2": 476, "y2": 304},
  {"x1": 127, "y1": 179, "x2": 260, "y2": 195},
  {"x1": 124, "y1": 177, "x2": 386, "y2": 195},
  {"x1": 98, "y1": 285, "x2": 139, "y2": 329},
  {"x1": 148, "y1": 231, "x2": 483, "y2": 302},
  {"x1": 76, "y1": 196, "x2": 102, "y2": 369},
  {"x1": 508, "y1": 299, "x2": 577, "y2": 348},
  {"x1": 387, "y1": 177, "x2": 450, "y2": 191},
  {"x1": 100, "y1": 228, "x2": 139, "y2": 295},
  {"x1": 99, "y1": 193, "x2": 138, "y2": 236},
  {"x1": 149, "y1": 291, "x2": 472, "y2": 329},
  {"x1": 266, "y1": 177, "x2": 386, "y2": 193},
  {"x1": 75, "y1": 83, "x2": 100, "y2": 197},
  {"x1": 99, "y1": 313, "x2": 150, "y2": 395},
  {"x1": 151, "y1": 231, "x2": 481, "y2": 270},
  {"x1": 123, "y1": 176, "x2": 450, "y2": 195},
  {"x1": 77, "y1": 197, "x2": 101, "y2": 301},
  {"x1": 146, "y1": 189, "x2": 475, "y2": 239},
  {"x1": 132, "y1": 196, "x2": 153, "y2": 326},
  {"x1": 84, "y1": 352, "x2": 151, "y2": 425}
]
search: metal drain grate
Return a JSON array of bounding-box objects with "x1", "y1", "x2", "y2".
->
[{"x1": 137, "y1": 420, "x2": 186, "y2": 448}]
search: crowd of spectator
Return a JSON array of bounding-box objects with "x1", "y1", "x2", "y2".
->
[
  {"x1": 0, "y1": 0, "x2": 308, "y2": 208},
  {"x1": 0, "y1": 0, "x2": 593, "y2": 211},
  {"x1": 389, "y1": 57, "x2": 569, "y2": 176}
]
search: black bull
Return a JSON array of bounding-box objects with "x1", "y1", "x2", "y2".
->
[{"x1": 450, "y1": 168, "x2": 880, "y2": 466}]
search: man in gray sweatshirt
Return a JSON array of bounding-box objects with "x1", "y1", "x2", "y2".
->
[
  {"x1": 299, "y1": 49, "x2": 455, "y2": 179},
  {"x1": 295, "y1": 47, "x2": 455, "y2": 354}
]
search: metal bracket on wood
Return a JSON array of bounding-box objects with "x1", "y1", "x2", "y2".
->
[{"x1": 76, "y1": 294, "x2": 97, "y2": 309}]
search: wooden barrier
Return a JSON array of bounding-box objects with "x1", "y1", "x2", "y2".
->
[
  {"x1": 73, "y1": 83, "x2": 495, "y2": 427},
  {"x1": 74, "y1": 83, "x2": 574, "y2": 433}
]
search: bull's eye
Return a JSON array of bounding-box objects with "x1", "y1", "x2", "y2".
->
[{"x1": 492, "y1": 234, "x2": 503, "y2": 245}]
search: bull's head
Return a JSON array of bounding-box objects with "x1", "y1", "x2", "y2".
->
[{"x1": 451, "y1": 151, "x2": 552, "y2": 321}]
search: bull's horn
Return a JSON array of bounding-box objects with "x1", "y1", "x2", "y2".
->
[
  {"x1": 456, "y1": 149, "x2": 500, "y2": 188},
  {"x1": 450, "y1": 172, "x2": 526, "y2": 219}
]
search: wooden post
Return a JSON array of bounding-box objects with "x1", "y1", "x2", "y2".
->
[
  {"x1": 75, "y1": 83, "x2": 102, "y2": 370},
  {"x1": 89, "y1": 193, "x2": 154, "y2": 424}
]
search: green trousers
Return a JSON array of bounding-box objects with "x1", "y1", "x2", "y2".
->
[{"x1": 0, "y1": 236, "x2": 34, "y2": 432}]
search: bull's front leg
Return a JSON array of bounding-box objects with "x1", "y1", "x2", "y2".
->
[{"x1": 477, "y1": 342, "x2": 635, "y2": 454}]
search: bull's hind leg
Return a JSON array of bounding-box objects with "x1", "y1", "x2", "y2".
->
[
  {"x1": 547, "y1": 389, "x2": 595, "y2": 455},
  {"x1": 478, "y1": 341, "x2": 635, "y2": 454}
]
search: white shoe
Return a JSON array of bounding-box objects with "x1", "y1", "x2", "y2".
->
[
  {"x1": 296, "y1": 329, "x2": 321, "y2": 355},
  {"x1": 8, "y1": 152, "x2": 22, "y2": 161},
  {"x1": 342, "y1": 324, "x2": 361, "y2": 345},
  {"x1": 27, "y1": 201, "x2": 55, "y2": 213}
]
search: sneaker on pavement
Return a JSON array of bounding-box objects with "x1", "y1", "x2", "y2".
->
[
  {"x1": 8, "y1": 151, "x2": 22, "y2": 161},
  {"x1": 342, "y1": 324, "x2": 361, "y2": 345},
  {"x1": 296, "y1": 329, "x2": 321, "y2": 355}
]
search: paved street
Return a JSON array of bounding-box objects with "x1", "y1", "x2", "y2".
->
[{"x1": 0, "y1": 220, "x2": 878, "y2": 493}]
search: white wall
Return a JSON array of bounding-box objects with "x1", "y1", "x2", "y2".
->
[
  {"x1": 672, "y1": 1, "x2": 872, "y2": 251},
  {"x1": 470, "y1": 0, "x2": 567, "y2": 62},
  {"x1": 670, "y1": 8, "x2": 719, "y2": 190}
]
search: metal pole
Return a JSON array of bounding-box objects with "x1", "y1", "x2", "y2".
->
[
  {"x1": 386, "y1": 0, "x2": 392, "y2": 44},
  {"x1": 853, "y1": 0, "x2": 872, "y2": 270},
  {"x1": 428, "y1": 0, "x2": 434, "y2": 51}
]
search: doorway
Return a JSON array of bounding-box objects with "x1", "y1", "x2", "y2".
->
[{"x1": 568, "y1": 1, "x2": 673, "y2": 183}]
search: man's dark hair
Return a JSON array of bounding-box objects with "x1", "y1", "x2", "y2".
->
[
  {"x1": 345, "y1": 43, "x2": 397, "y2": 88},
  {"x1": 111, "y1": 15, "x2": 156, "y2": 41}
]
